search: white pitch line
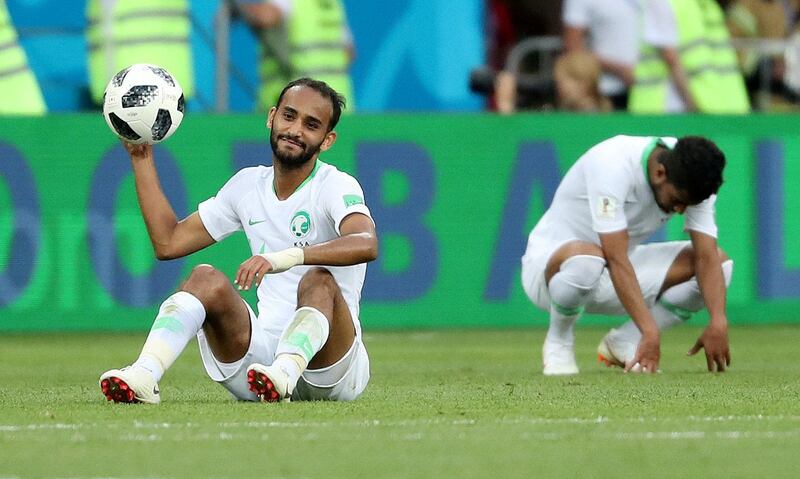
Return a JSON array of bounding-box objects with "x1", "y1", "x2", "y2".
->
[
  {"x1": 0, "y1": 424, "x2": 82, "y2": 432},
  {"x1": 3, "y1": 415, "x2": 800, "y2": 433},
  {"x1": 614, "y1": 430, "x2": 800, "y2": 440},
  {"x1": 44, "y1": 428, "x2": 800, "y2": 443}
]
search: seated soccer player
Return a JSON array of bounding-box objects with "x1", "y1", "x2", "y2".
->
[{"x1": 99, "y1": 78, "x2": 377, "y2": 403}]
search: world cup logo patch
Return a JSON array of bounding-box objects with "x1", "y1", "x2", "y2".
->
[{"x1": 290, "y1": 211, "x2": 312, "y2": 238}]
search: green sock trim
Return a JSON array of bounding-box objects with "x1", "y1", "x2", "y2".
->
[
  {"x1": 285, "y1": 331, "x2": 314, "y2": 361},
  {"x1": 151, "y1": 316, "x2": 184, "y2": 333},
  {"x1": 658, "y1": 299, "x2": 692, "y2": 321},
  {"x1": 551, "y1": 301, "x2": 584, "y2": 317}
]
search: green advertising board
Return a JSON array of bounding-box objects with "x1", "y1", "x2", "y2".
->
[{"x1": 1, "y1": 114, "x2": 798, "y2": 331}]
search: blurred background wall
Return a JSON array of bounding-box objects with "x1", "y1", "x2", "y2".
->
[{"x1": 5, "y1": 0, "x2": 486, "y2": 112}]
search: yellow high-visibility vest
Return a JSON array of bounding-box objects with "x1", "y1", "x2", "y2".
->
[
  {"x1": 630, "y1": 0, "x2": 749, "y2": 113},
  {"x1": 0, "y1": 0, "x2": 47, "y2": 115},
  {"x1": 86, "y1": 0, "x2": 193, "y2": 105},
  {"x1": 698, "y1": 0, "x2": 750, "y2": 113},
  {"x1": 258, "y1": 0, "x2": 353, "y2": 111},
  {"x1": 630, "y1": 0, "x2": 709, "y2": 112}
]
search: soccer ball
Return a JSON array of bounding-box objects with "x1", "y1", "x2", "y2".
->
[{"x1": 102, "y1": 63, "x2": 185, "y2": 145}]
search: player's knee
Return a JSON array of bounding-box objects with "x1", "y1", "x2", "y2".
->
[
  {"x1": 182, "y1": 264, "x2": 231, "y2": 305},
  {"x1": 556, "y1": 255, "x2": 605, "y2": 290},
  {"x1": 297, "y1": 267, "x2": 338, "y2": 300},
  {"x1": 548, "y1": 255, "x2": 606, "y2": 308}
]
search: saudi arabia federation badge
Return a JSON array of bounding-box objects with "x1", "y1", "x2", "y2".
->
[{"x1": 290, "y1": 211, "x2": 312, "y2": 238}]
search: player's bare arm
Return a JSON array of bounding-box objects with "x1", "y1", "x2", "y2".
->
[
  {"x1": 599, "y1": 229, "x2": 661, "y2": 373},
  {"x1": 236, "y1": 212, "x2": 378, "y2": 290},
  {"x1": 123, "y1": 142, "x2": 215, "y2": 259},
  {"x1": 686, "y1": 230, "x2": 730, "y2": 372},
  {"x1": 562, "y1": 25, "x2": 586, "y2": 52},
  {"x1": 239, "y1": 2, "x2": 284, "y2": 29},
  {"x1": 598, "y1": 58, "x2": 634, "y2": 87},
  {"x1": 661, "y1": 47, "x2": 698, "y2": 112}
]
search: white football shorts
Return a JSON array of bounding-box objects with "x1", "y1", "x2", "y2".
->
[
  {"x1": 522, "y1": 240, "x2": 690, "y2": 315},
  {"x1": 196, "y1": 300, "x2": 370, "y2": 401}
]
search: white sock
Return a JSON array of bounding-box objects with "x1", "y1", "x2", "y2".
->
[
  {"x1": 546, "y1": 304, "x2": 578, "y2": 346},
  {"x1": 274, "y1": 307, "x2": 330, "y2": 388},
  {"x1": 611, "y1": 259, "x2": 734, "y2": 341},
  {"x1": 132, "y1": 291, "x2": 206, "y2": 382},
  {"x1": 612, "y1": 302, "x2": 683, "y2": 344},
  {"x1": 546, "y1": 255, "x2": 605, "y2": 345}
]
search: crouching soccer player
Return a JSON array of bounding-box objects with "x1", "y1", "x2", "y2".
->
[
  {"x1": 521, "y1": 135, "x2": 733, "y2": 375},
  {"x1": 100, "y1": 78, "x2": 378, "y2": 403}
]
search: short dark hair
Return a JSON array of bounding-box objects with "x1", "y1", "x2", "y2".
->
[
  {"x1": 659, "y1": 136, "x2": 726, "y2": 204},
  {"x1": 275, "y1": 77, "x2": 346, "y2": 131}
]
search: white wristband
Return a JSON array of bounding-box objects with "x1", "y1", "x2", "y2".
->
[{"x1": 259, "y1": 247, "x2": 304, "y2": 273}]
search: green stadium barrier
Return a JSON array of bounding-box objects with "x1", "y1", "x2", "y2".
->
[{"x1": 1, "y1": 114, "x2": 799, "y2": 331}]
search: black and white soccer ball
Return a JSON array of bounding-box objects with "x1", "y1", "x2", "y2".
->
[{"x1": 102, "y1": 63, "x2": 185, "y2": 145}]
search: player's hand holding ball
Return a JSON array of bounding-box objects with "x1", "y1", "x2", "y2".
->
[{"x1": 102, "y1": 63, "x2": 185, "y2": 145}]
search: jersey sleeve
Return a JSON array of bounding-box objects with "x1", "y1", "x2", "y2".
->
[
  {"x1": 562, "y1": 0, "x2": 589, "y2": 27},
  {"x1": 582, "y1": 140, "x2": 633, "y2": 234},
  {"x1": 320, "y1": 172, "x2": 373, "y2": 235},
  {"x1": 684, "y1": 195, "x2": 718, "y2": 238},
  {"x1": 643, "y1": 0, "x2": 678, "y2": 48},
  {"x1": 197, "y1": 169, "x2": 249, "y2": 241}
]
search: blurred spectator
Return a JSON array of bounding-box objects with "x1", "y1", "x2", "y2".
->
[
  {"x1": 561, "y1": 0, "x2": 642, "y2": 110},
  {"x1": 700, "y1": 0, "x2": 751, "y2": 112},
  {"x1": 486, "y1": 0, "x2": 564, "y2": 67},
  {"x1": 727, "y1": 0, "x2": 786, "y2": 78},
  {"x1": 485, "y1": 0, "x2": 563, "y2": 111},
  {"x1": 553, "y1": 50, "x2": 612, "y2": 111},
  {"x1": 629, "y1": 0, "x2": 749, "y2": 113},
  {"x1": 726, "y1": 0, "x2": 800, "y2": 108},
  {"x1": 85, "y1": 0, "x2": 194, "y2": 107},
  {"x1": 486, "y1": 0, "x2": 518, "y2": 74},
  {"x1": 779, "y1": 0, "x2": 800, "y2": 31},
  {"x1": 0, "y1": 0, "x2": 47, "y2": 115},
  {"x1": 493, "y1": 70, "x2": 517, "y2": 114},
  {"x1": 779, "y1": 1, "x2": 800, "y2": 96},
  {"x1": 236, "y1": 0, "x2": 355, "y2": 112}
]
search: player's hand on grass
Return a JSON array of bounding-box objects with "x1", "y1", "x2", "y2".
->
[
  {"x1": 234, "y1": 255, "x2": 274, "y2": 291},
  {"x1": 122, "y1": 141, "x2": 152, "y2": 161},
  {"x1": 627, "y1": 332, "x2": 660, "y2": 374},
  {"x1": 687, "y1": 322, "x2": 730, "y2": 372}
]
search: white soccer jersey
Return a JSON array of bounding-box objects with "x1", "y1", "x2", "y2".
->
[
  {"x1": 527, "y1": 135, "x2": 717, "y2": 260},
  {"x1": 198, "y1": 160, "x2": 372, "y2": 337}
]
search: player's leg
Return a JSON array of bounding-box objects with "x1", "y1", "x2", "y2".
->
[
  {"x1": 540, "y1": 241, "x2": 606, "y2": 375},
  {"x1": 247, "y1": 267, "x2": 362, "y2": 401},
  {"x1": 100, "y1": 264, "x2": 250, "y2": 403},
  {"x1": 597, "y1": 244, "x2": 734, "y2": 367}
]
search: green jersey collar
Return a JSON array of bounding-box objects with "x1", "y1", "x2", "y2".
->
[
  {"x1": 273, "y1": 159, "x2": 323, "y2": 196},
  {"x1": 641, "y1": 137, "x2": 671, "y2": 182}
]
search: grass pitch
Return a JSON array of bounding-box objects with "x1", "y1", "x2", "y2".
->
[{"x1": 2, "y1": 325, "x2": 800, "y2": 478}]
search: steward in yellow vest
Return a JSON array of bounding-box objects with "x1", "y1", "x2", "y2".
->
[
  {"x1": 697, "y1": 0, "x2": 750, "y2": 112},
  {"x1": 0, "y1": 0, "x2": 46, "y2": 115},
  {"x1": 243, "y1": 0, "x2": 354, "y2": 111},
  {"x1": 630, "y1": 0, "x2": 749, "y2": 113},
  {"x1": 86, "y1": 0, "x2": 194, "y2": 105}
]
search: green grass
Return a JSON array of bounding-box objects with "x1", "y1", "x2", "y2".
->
[{"x1": 2, "y1": 325, "x2": 800, "y2": 478}]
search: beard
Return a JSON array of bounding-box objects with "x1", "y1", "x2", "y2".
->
[{"x1": 269, "y1": 131, "x2": 322, "y2": 169}]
